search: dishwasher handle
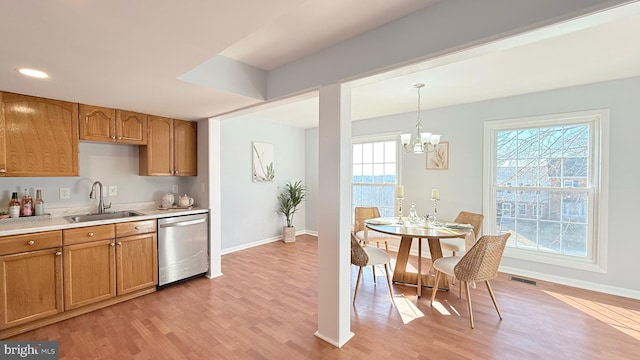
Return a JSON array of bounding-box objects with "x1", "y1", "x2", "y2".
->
[{"x1": 159, "y1": 218, "x2": 207, "y2": 228}]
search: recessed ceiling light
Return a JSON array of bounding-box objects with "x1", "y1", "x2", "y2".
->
[{"x1": 16, "y1": 68, "x2": 49, "y2": 79}]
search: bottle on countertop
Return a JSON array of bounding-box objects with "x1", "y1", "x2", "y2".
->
[
  {"x1": 8, "y1": 192, "x2": 21, "y2": 218},
  {"x1": 34, "y1": 189, "x2": 45, "y2": 216},
  {"x1": 21, "y1": 188, "x2": 33, "y2": 217}
]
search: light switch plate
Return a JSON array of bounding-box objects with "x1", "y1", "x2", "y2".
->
[
  {"x1": 108, "y1": 185, "x2": 117, "y2": 196},
  {"x1": 172, "y1": 184, "x2": 179, "y2": 193}
]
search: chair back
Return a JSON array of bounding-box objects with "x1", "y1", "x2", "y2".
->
[
  {"x1": 350, "y1": 234, "x2": 369, "y2": 267},
  {"x1": 353, "y1": 207, "x2": 381, "y2": 233},
  {"x1": 454, "y1": 211, "x2": 484, "y2": 241},
  {"x1": 454, "y1": 233, "x2": 511, "y2": 282}
]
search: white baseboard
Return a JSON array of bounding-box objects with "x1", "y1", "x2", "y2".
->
[
  {"x1": 221, "y1": 229, "x2": 311, "y2": 255},
  {"x1": 499, "y1": 266, "x2": 640, "y2": 300}
]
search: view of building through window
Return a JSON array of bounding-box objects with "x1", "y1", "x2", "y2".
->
[
  {"x1": 494, "y1": 123, "x2": 591, "y2": 257},
  {"x1": 352, "y1": 139, "x2": 398, "y2": 219}
]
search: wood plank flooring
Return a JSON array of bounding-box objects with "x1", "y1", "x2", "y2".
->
[{"x1": 10, "y1": 235, "x2": 640, "y2": 359}]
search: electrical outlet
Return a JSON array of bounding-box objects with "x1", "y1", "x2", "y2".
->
[
  {"x1": 172, "y1": 184, "x2": 178, "y2": 193},
  {"x1": 59, "y1": 187, "x2": 71, "y2": 200},
  {"x1": 108, "y1": 185, "x2": 117, "y2": 196}
]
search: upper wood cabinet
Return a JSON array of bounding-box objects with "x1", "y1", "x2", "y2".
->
[
  {"x1": 79, "y1": 104, "x2": 147, "y2": 145},
  {"x1": 0, "y1": 92, "x2": 79, "y2": 176},
  {"x1": 139, "y1": 116, "x2": 197, "y2": 176}
]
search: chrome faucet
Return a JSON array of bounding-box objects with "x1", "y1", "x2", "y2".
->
[{"x1": 89, "y1": 181, "x2": 111, "y2": 214}]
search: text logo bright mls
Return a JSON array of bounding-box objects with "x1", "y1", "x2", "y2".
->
[{"x1": 1, "y1": 341, "x2": 58, "y2": 359}]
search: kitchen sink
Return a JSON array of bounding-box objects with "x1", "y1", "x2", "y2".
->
[{"x1": 64, "y1": 210, "x2": 144, "y2": 223}]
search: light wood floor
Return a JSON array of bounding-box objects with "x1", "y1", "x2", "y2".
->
[{"x1": 11, "y1": 235, "x2": 640, "y2": 359}]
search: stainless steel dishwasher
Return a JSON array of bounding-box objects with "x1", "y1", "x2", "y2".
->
[{"x1": 158, "y1": 213, "x2": 209, "y2": 287}]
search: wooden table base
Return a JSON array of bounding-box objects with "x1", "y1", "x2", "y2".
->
[{"x1": 392, "y1": 235, "x2": 449, "y2": 297}]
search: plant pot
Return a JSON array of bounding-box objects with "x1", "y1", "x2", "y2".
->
[{"x1": 282, "y1": 226, "x2": 296, "y2": 243}]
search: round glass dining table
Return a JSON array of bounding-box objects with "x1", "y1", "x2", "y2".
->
[{"x1": 365, "y1": 218, "x2": 473, "y2": 297}]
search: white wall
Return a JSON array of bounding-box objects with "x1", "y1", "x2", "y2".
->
[
  {"x1": 304, "y1": 127, "x2": 319, "y2": 233},
  {"x1": 220, "y1": 116, "x2": 306, "y2": 251},
  {"x1": 0, "y1": 142, "x2": 194, "y2": 212},
  {"x1": 342, "y1": 76, "x2": 640, "y2": 296}
]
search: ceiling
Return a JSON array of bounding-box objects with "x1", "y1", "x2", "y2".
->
[
  {"x1": 2, "y1": 1, "x2": 640, "y2": 127},
  {"x1": 0, "y1": 0, "x2": 436, "y2": 120}
]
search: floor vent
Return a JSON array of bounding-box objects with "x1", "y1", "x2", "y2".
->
[{"x1": 510, "y1": 276, "x2": 537, "y2": 285}]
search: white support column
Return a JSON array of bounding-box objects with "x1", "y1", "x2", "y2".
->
[
  {"x1": 206, "y1": 118, "x2": 222, "y2": 279},
  {"x1": 315, "y1": 83, "x2": 353, "y2": 347}
]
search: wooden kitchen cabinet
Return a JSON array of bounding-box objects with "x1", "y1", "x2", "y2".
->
[
  {"x1": 0, "y1": 231, "x2": 63, "y2": 329},
  {"x1": 0, "y1": 92, "x2": 78, "y2": 176},
  {"x1": 115, "y1": 220, "x2": 158, "y2": 295},
  {"x1": 139, "y1": 116, "x2": 197, "y2": 176},
  {"x1": 63, "y1": 225, "x2": 116, "y2": 310},
  {"x1": 63, "y1": 220, "x2": 157, "y2": 310},
  {"x1": 79, "y1": 104, "x2": 147, "y2": 145}
]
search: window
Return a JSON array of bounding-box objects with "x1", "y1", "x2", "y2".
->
[
  {"x1": 518, "y1": 204, "x2": 527, "y2": 217},
  {"x1": 484, "y1": 109, "x2": 609, "y2": 272},
  {"x1": 352, "y1": 138, "x2": 398, "y2": 219}
]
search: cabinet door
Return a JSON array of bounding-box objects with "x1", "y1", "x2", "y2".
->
[
  {"x1": 139, "y1": 115, "x2": 173, "y2": 175},
  {"x1": 0, "y1": 92, "x2": 6, "y2": 174},
  {"x1": 174, "y1": 120, "x2": 197, "y2": 176},
  {"x1": 116, "y1": 110, "x2": 147, "y2": 145},
  {"x1": 0, "y1": 248, "x2": 63, "y2": 328},
  {"x1": 1, "y1": 92, "x2": 79, "y2": 176},
  {"x1": 63, "y1": 240, "x2": 116, "y2": 310},
  {"x1": 116, "y1": 233, "x2": 157, "y2": 295},
  {"x1": 79, "y1": 104, "x2": 116, "y2": 142}
]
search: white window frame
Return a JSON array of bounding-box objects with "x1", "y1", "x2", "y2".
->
[
  {"x1": 483, "y1": 109, "x2": 609, "y2": 273},
  {"x1": 351, "y1": 133, "x2": 401, "y2": 220}
]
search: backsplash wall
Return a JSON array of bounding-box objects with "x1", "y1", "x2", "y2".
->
[{"x1": 0, "y1": 142, "x2": 195, "y2": 213}]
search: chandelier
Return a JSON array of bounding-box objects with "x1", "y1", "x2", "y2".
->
[{"x1": 400, "y1": 83, "x2": 441, "y2": 154}]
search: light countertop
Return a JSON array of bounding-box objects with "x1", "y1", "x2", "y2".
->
[{"x1": 0, "y1": 203, "x2": 209, "y2": 236}]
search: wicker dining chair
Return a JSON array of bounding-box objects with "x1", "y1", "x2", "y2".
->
[
  {"x1": 350, "y1": 234, "x2": 394, "y2": 305},
  {"x1": 440, "y1": 211, "x2": 484, "y2": 256},
  {"x1": 430, "y1": 232, "x2": 511, "y2": 328},
  {"x1": 353, "y1": 207, "x2": 390, "y2": 252}
]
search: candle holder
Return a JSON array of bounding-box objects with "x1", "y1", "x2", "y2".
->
[
  {"x1": 397, "y1": 198, "x2": 405, "y2": 225},
  {"x1": 431, "y1": 198, "x2": 441, "y2": 226}
]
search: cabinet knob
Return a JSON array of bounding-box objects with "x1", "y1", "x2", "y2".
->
[
  {"x1": 0, "y1": 169, "x2": 6, "y2": 173},
  {"x1": 111, "y1": 136, "x2": 116, "y2": 140},
  {"x1": 134, "y1": 226, "x2": 140, "y2": 230},
  {"x1": 117, "y1": 241, "x2": 122, "y2": 246},
  {"x1": 88, "y1": 232, "x2": 94, "y2": 237},
  {"x1": 116, "y1": 136, "x2": 122, "y2": 140},
  {"x1": 55, "y1": 251, "x2": 62, "y2": 256},
  {"x1": 110, "y1": 242, "x2": 115, "y2": 247},
  {"x1": 27, "y1": 240, "x2": 35, "y2": 245}
]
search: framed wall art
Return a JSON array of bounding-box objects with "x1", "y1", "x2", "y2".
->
[
  {"x1": 426, "y1": 141, "x2": 449, "y2": 170},
  {"x1": 252, "y1": 141, "x2": 275, "y2": 182}
]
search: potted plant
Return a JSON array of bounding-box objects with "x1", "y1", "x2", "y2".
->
[{"x1": 277, "y1": 180, "x2": 306, "y2": 243}]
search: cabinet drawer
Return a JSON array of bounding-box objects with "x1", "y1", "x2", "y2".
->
[
  {"x1": 0, "y1": 231, "x2": 62, "y2": 256},
  {"x1": 64, "y1": 225, "x2": 115, "y2": 245},
  {"x1": 116, "y1": 219, "x2": 156, "y2": 237}
]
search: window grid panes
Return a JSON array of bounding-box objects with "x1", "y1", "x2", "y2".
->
[
  {"x1": 352, "y1": 140, "x2": 398, "y2": 219},
  {"x1": 494, "y1": 122, "x2": 594, "y2": 259}
]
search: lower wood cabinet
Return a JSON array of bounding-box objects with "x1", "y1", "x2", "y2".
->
[
  {"x1": 116, "y1": 233, "x2": 157, "y2": 295},
  {"x1": 0, "y1": 219, "x2": 158, "y2": 338},
  {"x1": 0, "y1": 248, "x2": 63, "y2": 329},
  {"x1": 63, "y1": 239, "x2": 116, "y2": 310}
]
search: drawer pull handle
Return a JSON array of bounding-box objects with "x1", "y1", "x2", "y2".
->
[
  {"x1": 134, "y1": 226, "x2": 140, "y2": 230},
  {"x1": 110, "y1": 242, "x2": 115, "y2": 247},
  {"x1": 117, "y1": 242, "x2": 122, "y2": 246},
  {"x1": 0, "y1": 169, "x2": 6, "y2": 173},
  {"x1": 88, "y1": 232, "x2": 94, "y2": 237},
  {"x1": 27, "y1": 240, "x2": 35, "y2": 245},
  {"x1": 55, "y1": 251, "x2": 62, "y2": 256}
]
